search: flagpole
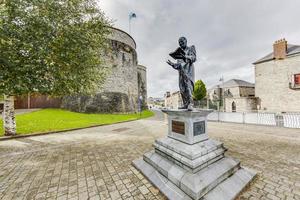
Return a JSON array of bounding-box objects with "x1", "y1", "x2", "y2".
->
[
  {"x1": 222, "y1": 76, "x2": 225, "y2": 111},
  {"x1": 128, "y1": 12, "x2": 136, "y2": 35},
  {"x1": 129, "y1": 18, "x2": 131, "y2": 34},
  {"x1": 219, "y1": 76, "x2": 225, "y2": 112}
]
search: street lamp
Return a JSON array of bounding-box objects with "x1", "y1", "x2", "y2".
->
[
  {"x1": 138, "y1": 95, "x2": 143, "y2": 117},
  {"x1": 219, "y1": 76, "x2": 225, "y2": 111}
]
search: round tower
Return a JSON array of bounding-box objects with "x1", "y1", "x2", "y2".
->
[{"x1": 62, "y1": 27, "x2": 146, "y2": 113}]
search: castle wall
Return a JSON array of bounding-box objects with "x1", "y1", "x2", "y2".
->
[
  {"x1": 62, "y1": 27, "x2": 145, "y2": 113},
  {"x1": 137, "y1": 65, "x2": 147, "y2": 109}
]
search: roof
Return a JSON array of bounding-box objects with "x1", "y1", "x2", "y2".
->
[
  {"x1": 253, "y1": 44, "x2": 300, "y2": 64},
  {"x1": 210, "y1": 79, "x2": 254, "y2": 89},
  {"x1": 107, "y1": 26, "x2": 137, "y2": 49}
]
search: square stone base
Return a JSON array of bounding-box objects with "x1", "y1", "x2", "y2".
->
[
  {"x1": 132, "y1": 137, "x2": 256, "y2": 200},
  {"x1": 133, "y1": 158, "x2": 256, "y2": 200}
]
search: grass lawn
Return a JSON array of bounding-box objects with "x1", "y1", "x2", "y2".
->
[{"x1": 0, "y1": 109, "x2": 154, "y2": 136}]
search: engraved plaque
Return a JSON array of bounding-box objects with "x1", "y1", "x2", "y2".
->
[
  {"x1": 172, "y1": 120, "x2": 185, "y2": 135},
  {"x1": 194, "y1": 121, "x2": 205, "y2": 136}
]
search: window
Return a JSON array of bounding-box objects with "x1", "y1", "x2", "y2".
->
[{"x1": 295, "y1": 74, "x2": 300, "y2": 85}]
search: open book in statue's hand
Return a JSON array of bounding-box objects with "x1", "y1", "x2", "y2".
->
[{"x1": 169, "y1": 47, "x2": 186, "y2": 60}]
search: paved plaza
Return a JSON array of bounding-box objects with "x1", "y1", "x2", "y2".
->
[{"x1": 0, "y1": 111, "x2": 299, "y2": 200}]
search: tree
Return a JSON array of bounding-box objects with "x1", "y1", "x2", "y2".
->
[
  {"x1": 0, "y1": 0, "x2": 111, "y2": 135},
  {"x1": 193, "y1": 80, "x2": 207, "y2": 107}
]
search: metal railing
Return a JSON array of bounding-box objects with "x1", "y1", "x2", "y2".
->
[
  {"x1": 282, "y1": 113, "x2": 300, "y2": 128},
  {"x1": 208, "y1": 111, "x2": 300, "y2": 129}
]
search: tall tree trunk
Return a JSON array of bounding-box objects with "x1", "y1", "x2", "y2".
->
[{"x1": 3, "y1": 95, "x2": 16, "y2": 136}]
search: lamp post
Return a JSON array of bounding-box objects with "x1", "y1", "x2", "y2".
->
[
  {"x1": 138, "y1": 95, "x2": 143, "y2": 118},
  {"x1": 219, "y1": 76, "x2": 225, "y2": 111}
]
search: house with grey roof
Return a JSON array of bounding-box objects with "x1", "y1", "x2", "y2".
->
[
  {"x1": 208, "y1": 79, "x2": 257, "y2": 112},
  {"x1": 253, "y1": 39, "x2": 300, "y2": 112}
]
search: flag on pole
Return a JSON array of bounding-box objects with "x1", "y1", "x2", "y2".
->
[
  {"x1": 129, "y1": 12, "x2": 137, "y2": 34},
  {"x1": 129, "y1": 12, "x2": 137, "y2": 20}
]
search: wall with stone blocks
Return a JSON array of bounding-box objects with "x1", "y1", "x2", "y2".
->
[
  {"x1": 255, "y1": 55, "x2": 300, "y2": 112},
  {"x1": 239, "y1": 87, "x2": 255, "y2": 97},
  {"x1": 62, "y1": 27, "x2": 146, "y2": 113},
  {"x1": 165, "y1": 92, "x2": 183, "y2": 109},
  {"x1": 137, "y1": 65, "x2": 147, "y2": 109},
  {"x1": 225, "y1": 97, "x2": 258, "y2": 112},
  {"x1": 224, "y1": 87, "x2": 240, "y2": 97}
]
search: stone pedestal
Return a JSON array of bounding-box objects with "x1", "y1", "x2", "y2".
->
[{"x1": 133, "y1": 109, "x2": 256, "y2": 200}]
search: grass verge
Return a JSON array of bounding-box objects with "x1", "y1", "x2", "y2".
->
[{"x1": 0, "y1": 109, "x2": 154, "y2": 136}]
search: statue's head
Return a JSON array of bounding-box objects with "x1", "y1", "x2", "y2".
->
[{"x1": 178, "y1": 37, "x2": 187, "y2": 49}]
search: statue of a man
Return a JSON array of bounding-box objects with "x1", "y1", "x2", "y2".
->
[{"x1": 167, "y1": 37, "x2": 196, "y2": 110}]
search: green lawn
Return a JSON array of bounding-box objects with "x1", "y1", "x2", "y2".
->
[{"x1": 0, "y1": 109, "x2": 154, "y2": 136}]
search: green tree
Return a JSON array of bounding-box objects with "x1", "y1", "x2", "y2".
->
[
  {"x1": 0, "y1": 0, "x2": 111, "y2": 135},
  {"x1": 193, "y1": 80, "x2": 207, "y2": 101}
]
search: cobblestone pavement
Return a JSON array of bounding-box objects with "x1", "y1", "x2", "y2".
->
[{"x1": 0, "y1": 111, "x2": 299, "y2": 200}]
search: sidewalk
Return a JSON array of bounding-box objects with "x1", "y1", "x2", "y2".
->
[{"x1": 0, "y1": 113, "x2": 298, "y2": 199}]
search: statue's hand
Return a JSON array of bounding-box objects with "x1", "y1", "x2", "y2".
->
[
  {"x1": 185, "y1": 55, "x2": 193, "y2": 62},
  {"x1": 166, "y1": 60, "x2": 175, "y2": 67}
]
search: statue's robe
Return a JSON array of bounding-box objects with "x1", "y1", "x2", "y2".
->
[{"x1": 173, "y1": 45, "x2": 196, "y2": 107}]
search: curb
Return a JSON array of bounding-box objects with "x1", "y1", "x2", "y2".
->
[{"x1": 0, "y1": 118, "x2": 140, "y2": 141}]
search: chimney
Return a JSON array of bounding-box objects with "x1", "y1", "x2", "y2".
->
[
  {"x1": 165, "y1": 91, "x2": 170, "y2": 98},
  {"x1": 273, "y1": 38, "x2": 287, "y2": 60}
]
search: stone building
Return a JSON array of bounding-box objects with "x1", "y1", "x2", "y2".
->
[
  {"x1": 164, "y1": 91, "x2": 183, "y2": 109},
  {"x1": 147, "y1": 97, "x2": 164, "y2": 108},
  {"x1": 208, "y1": 79, "x2": 257, "y2": 112},
  {"x1": 62, "y1": 27, "x2": 147, "y2": 113},
  {"x1": 254, "y1": 39, "x2": 300, "y2": 113}
]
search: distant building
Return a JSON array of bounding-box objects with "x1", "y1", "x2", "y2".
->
[
  {"x1": 164, "y1": 91, "x2": 183, "y2": 109},
  {"x1": 208, "y1": 79, "x2": 257, "y2": 112},
  {"x1": 253, "y1": 39, "x2": 300, "y2": 112},
  {"x1": 147, "y1": 97, "x2": 164, "y2": 108}
]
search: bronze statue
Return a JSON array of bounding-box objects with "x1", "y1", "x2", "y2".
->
[{"x1": 167, "y1": 37, "x2": 196, "y2": 110}]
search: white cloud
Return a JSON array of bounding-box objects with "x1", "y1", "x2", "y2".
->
[{"x1": 99, "y1": 0, "x2": 300, "y2": 97}]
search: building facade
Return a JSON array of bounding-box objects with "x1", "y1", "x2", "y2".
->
[
  {"x1": 208, "y1": 79, "x2": 257, "y2": 112},
  {"x1": 147, "y1": 97, "x2": 164, "y2": 108},
  {"x1": 254, "y1": 39, "x2": 300, "y2": 113},
  {"x1": 164, "y1": 91, "x2": 183, "y2": 109}
]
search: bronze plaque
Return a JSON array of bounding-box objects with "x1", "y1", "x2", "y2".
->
[
  {"x1": 172, "y1": 120, "x2": 185, "y2": 135},
  {"x1": 194, "y1": 121, "x2": 205, "y2": 136}
]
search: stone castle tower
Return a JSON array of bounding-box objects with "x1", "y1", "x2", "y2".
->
[{"x1": 62, "y1": 27, "x2": 147, "y2": 113}]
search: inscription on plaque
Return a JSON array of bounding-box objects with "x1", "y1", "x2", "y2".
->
[
  {"x1": 172, "y1": 120, "x2": 185, "y2": 135},
  {"x1": 194, "y1": 121, "x2": 205, "y2": 136}
]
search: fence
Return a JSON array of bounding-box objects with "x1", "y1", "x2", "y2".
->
[
  {"x1": 208, "y1": 111, "x2": 300, "y2": 129},
  {"x1": 282, "y1": 113, "x2": 300, "y2": 128}
]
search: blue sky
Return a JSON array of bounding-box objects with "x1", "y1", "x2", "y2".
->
[{"x1": 99, "y1": 0, "x2": 300, "y2": 97}]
